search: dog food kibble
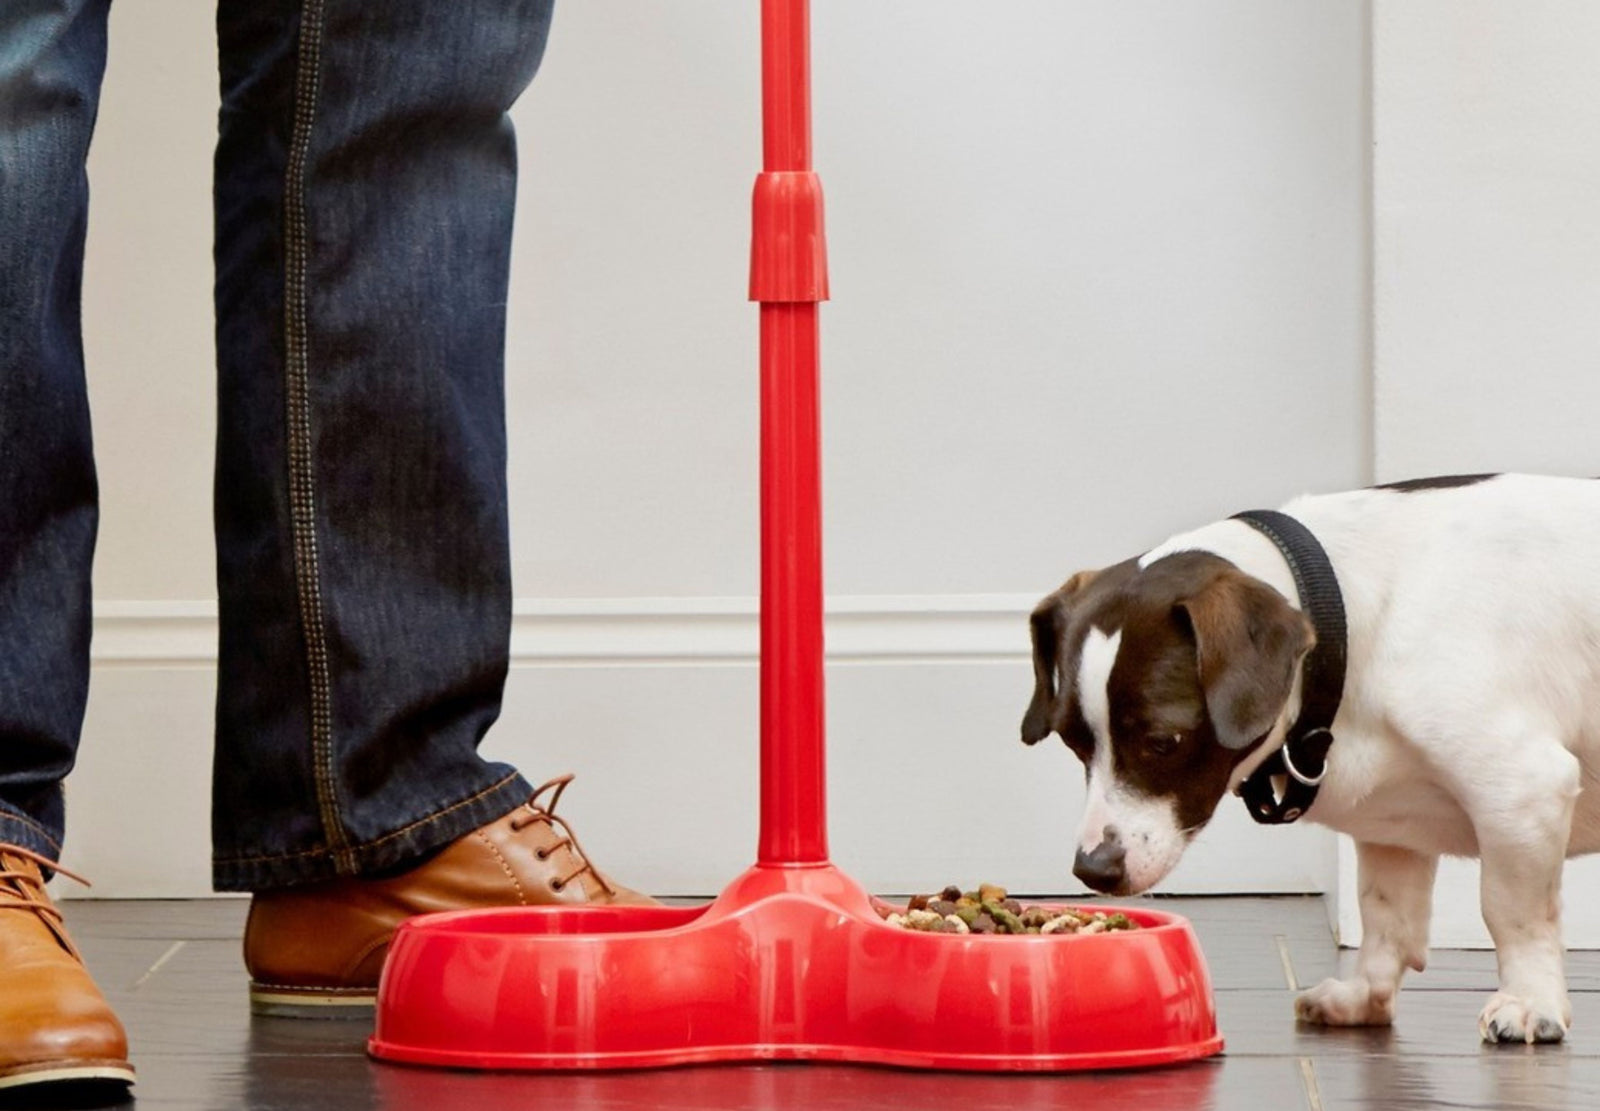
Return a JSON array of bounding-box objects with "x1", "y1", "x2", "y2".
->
[{"x1": 881, "y1": 884, "x2": 1139, "y2": 936}]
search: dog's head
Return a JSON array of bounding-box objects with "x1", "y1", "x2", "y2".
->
[{"x1": 1022, "y1": 551, "x2": 1314, "y2": 895}]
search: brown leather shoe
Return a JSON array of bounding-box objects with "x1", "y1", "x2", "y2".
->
[
  {"x1": 245, "y1": 774, "x2": 656, "y2": 1017},
  {"x1": 0, "y1": 846, "x2": 135, "y2": 1092}
]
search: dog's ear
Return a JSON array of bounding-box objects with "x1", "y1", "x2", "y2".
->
[
  {"x1": 1176, "y1": 571, "x2": 1315, "y2": 750},
  {"x1": 1021, "y1": 570, "x2": 1099, "y2": 745}
]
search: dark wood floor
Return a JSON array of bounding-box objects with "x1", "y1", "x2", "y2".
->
[{"x1": 12, "y1": 896, "x2": 1600, "y2": 1110}]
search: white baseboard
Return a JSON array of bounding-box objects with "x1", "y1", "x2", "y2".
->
[
  {"x1": 91, "y1": 594, "x2": 1040, "y2": 667},
  {"x1": 65, "y1": 595, "x2": 1335, "y2": 902}
]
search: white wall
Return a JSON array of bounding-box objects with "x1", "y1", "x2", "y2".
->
[
  {"x1": 1373, "y1": 0, "x2": 1600, "y2": 483},
  {"x1": 1348, "y1": 0, "x2": 1600, "y2": 948},
  {"x1": 63, "y1": 1, "x2": 1369, "y2": 899}
]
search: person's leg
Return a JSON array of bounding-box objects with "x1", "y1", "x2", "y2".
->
[
  {"x1": 0, "y1": 0, "x2": 107, "y2": 864},
  {"x1": 210, "y1": 0, "x2": 555, "y2": 892},
  {"x1": 0, "y1": 0, "x2": 134, "y2": 1092},
  {"x1": 214, "y1": 0, "x2": 656, "y2": 1016}
]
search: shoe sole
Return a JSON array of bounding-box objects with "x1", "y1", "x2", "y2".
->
[
  {"x1": 0, "y1": 1060, "x2": 136, "y2": 1091},
  {"x1": 249, "y1": 983, "x2": 377, "y2": 1020}
]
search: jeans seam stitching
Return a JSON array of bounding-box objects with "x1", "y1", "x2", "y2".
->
[
  {"x1": 0, "y1": 808, "x2": 65, "y2": 853},
  {"x1": 213, "y1": 770, "x2": 522, "y2": 866},
  {"x1": 284, "y1": 0, "x2": 350, "y2": 873}
]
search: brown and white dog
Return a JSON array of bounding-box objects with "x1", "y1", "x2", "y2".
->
[{"x1": 1022, "y1": 473, "x2": 1600, "y2": 1045}]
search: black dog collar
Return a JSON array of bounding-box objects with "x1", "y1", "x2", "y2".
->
[{"x1": 1228, "y1": 509, "x2": 1348, "y2": 824}]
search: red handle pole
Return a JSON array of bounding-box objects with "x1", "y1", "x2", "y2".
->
[{"x1": 752, "y1": 0, "x2": 829, "y2": 866}]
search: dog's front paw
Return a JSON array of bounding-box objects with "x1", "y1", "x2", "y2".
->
[
  {"x1": 1294, "y1": 977, "x2": 1394, "y2": 1026},
  {"x1": 1479, "y1": 992, "x2": 1569, "y2": 1044}
]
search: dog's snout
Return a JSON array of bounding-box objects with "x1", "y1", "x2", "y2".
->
[{"x1": 1073, "y1": 832, "x2": 1127, "y2": 894}]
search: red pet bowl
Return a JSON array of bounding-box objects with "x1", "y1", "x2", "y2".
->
[
  {"x1": 371, "y1": 0, "x2": 1224, "y2": 1073},
  {"x1": 369, "y1": 863, "x2": 1222, "y2": 1071}
]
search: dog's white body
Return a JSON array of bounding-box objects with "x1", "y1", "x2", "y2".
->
[{"x1": 1088, "y1": 473, "x2": 1600, "y2": 1042}]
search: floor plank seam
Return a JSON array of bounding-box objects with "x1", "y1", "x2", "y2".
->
[
  {"x1": 130, "y1": 940, "x2": 189, "y2": 991},
  {"x1": 1298, "y1": 1056, "x2": 1324, "y2": 1111},
  {"x1": 1275, "y1": 935, "x2": 1302, "y2": 991}
]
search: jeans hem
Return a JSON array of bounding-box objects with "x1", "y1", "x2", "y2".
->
[
  {"x1": 0, "y1": 804, "x2": 65, "y2": 861},
  {"x1": 211, "y1": 770, "x2": 532, "y2": 892}
]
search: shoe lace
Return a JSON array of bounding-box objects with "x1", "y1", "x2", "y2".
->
[
  {"x1": 507, "y1": 774, "x2": 616, "y2": 897},
  {"x1": 0, "y1": 844, "x2": 91, "y2": 960}
]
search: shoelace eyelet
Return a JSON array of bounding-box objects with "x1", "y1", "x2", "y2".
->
[{"x1": 516, "y1": 775, "x2": 617, "y2": 899}]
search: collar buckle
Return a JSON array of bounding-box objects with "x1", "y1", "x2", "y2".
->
[{"x1": 1281, "y1": 727, "x2": 1331, "y2": 787}]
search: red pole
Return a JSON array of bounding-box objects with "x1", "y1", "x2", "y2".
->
[{"x1": 751, "y1": 0, "x2": 829, "y2": 865}]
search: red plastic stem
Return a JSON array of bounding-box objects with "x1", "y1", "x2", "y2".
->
[
  {"x1": 754, "y1": 0, "x2": 829, "y2": 866},
  {"x1": 757, "y1": 303, "x2": 824, "y2": 865},
  {"x1": 760, "y1": 0, "x2": 811, "y2": 171}
]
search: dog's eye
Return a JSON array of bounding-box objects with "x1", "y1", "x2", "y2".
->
[{"x1": 1146, "y1": 733, "x2": 1183, "y2": 757}]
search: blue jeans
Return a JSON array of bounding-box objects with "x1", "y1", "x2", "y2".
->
[{"x1": 0, "y1": 0, "x2": 554, "y2": 890}]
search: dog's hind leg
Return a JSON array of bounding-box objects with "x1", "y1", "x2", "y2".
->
[
  {"x1": 1296, "y1": 841, "x2": 1437, "y2": 1027},
  {"x1": 1472, "y1": 744, "x2": 1579, "y2": 1045}
]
